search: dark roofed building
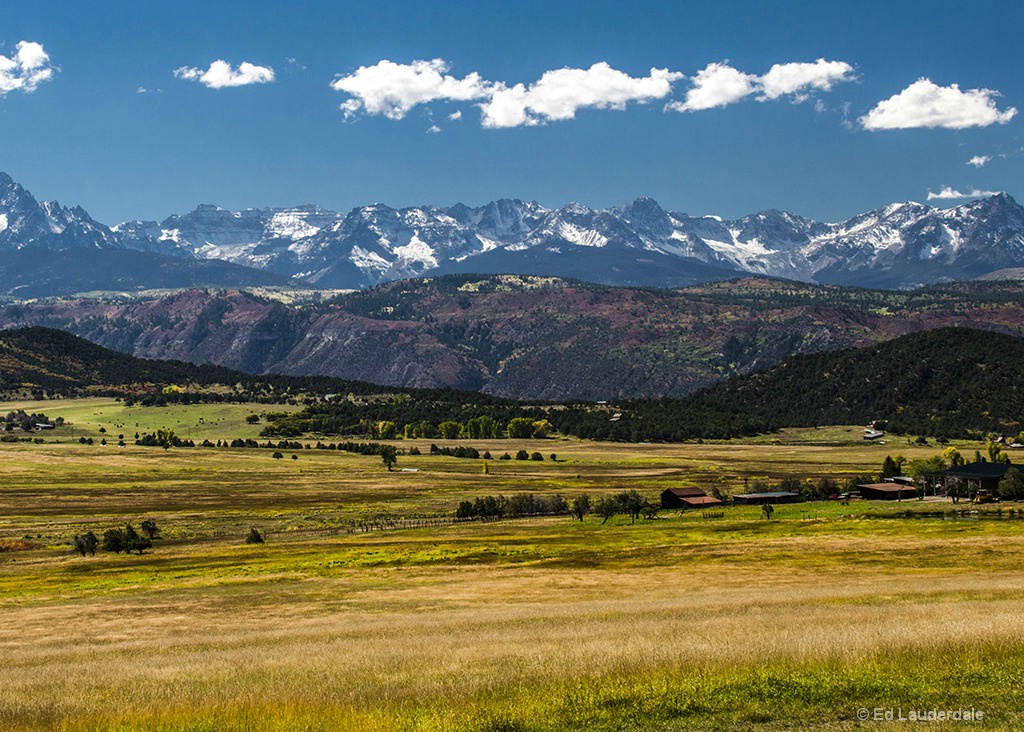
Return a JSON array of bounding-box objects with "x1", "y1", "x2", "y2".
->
[
  {"x1": 661, "y1": 487, "x2": 722, "y2": 509},
  {"x1": 857, "y1": 482, "x2": 919, "y2": 501},
  {"x1": 932, "y1": 462, "x2": 1013, "y2": 496},
  {"x1": 732, "y1": 491, "x2": 801, "y2": 505}
]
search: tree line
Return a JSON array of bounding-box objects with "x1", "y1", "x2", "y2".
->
[{"x1": 71, "y1": 520, "x2": 159, "y2": 556}]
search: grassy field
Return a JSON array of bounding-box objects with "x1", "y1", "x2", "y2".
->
[
  {"x1": 0, "y1": 397, "x2": 305, "y2": 441},
  {"x1": 0, "y1": 402, "x2": 1021, "y2": 730}
]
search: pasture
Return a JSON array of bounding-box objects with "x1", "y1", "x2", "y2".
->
[{"x1": 0, "y1": 401, "x2": 1021, "y2": 730}]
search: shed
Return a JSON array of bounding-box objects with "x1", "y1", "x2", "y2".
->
[
  {"x1": 661, "y1": 487, "x2": 717, "y2": 509},
  {"x1": 857, "y1": 482, "x2": 919, "y2": 501},
  {"x1": 732, "y1": 491, "x2": 801, "y2": 505}
]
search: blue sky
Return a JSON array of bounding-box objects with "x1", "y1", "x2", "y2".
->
[{"x1": 1, "y1": 0, "x2": 1021, "y2": 224}]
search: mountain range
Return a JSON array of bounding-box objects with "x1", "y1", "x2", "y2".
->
[{"x1": 2, "y1": 172, "x2": 1024, "y2": 295}]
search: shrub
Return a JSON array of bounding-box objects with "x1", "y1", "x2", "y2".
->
[
  {"x1": 245, "y1": 527, "x2": 265, "y2": 544},
  {"x1": 71, "y1": 531, "x2": 99, "y2": 556},
  {"x1": 140, "y1": 519, "x2": 159, "y2": 540}
]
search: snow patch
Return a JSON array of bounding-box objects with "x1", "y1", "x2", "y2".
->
[
  {"x1": 392, "y1": 235, "x2": 439, "y2": 266},
  {"x1": 350, "y1": 246, "x2": 391, "y2": 273},
  {"x1": 266, "y1": 212, "x2": 320, "y2": 240}
]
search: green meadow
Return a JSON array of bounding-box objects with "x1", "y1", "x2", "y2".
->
[{"x1": 1, "y1": 399, "x2": 1021, "y2": 730}]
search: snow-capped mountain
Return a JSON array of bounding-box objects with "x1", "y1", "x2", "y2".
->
[
  {"x1": 3, "y1": 171, "x2": 1024, "y2": 293},
  {"x1": 0, "y1": 172, "x2": 121, "y2": 252},
  {"x1": 119, "y1": 192, "x2": 1024, "y2": 290}
]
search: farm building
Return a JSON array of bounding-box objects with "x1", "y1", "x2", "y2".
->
[
  {"x1": 857, "y1": 482, "x2": 919, "y2": 501},
  {"x1": 660, "y1": 487, "x2": 723, "y2": 509},
  {"x1": 930, "y1": 462, "x2": 1013, "y2": 496},
  {"x1": 732, "y1": 491, "x2": 801, "y2": 505}
]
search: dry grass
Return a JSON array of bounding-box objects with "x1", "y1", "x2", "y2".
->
[{"x1": 0, "y1": 421, "x2": 1020, "y2": 730}]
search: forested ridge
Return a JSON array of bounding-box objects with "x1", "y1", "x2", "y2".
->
[
  {"x1": 682, "y1": 327, "x2": 1024, "y2": 438},
  {"x1": 1, "y1": 325, "x2": 1021, "y2": 441}
]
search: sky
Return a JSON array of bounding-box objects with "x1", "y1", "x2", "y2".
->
[{"x1": 1, "y1": 0, "x2": 1022, "y2": 224}]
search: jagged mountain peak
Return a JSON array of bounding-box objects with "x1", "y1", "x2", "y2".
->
[{"x1": 0, "y1": 172, "x2": 1023, "y2": 293}]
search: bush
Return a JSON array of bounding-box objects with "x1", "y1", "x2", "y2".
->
[
  {"x1": 140, "y1": 519, "x2": 159, "y2": 540},
  {"x1": 71, "y1": 531, "x2": 98, "y2": 556},
  {"x1": 515, "y1": 449, "x2": 529, "y2": 460},
  {"x1": 530, "y1": 452, "x2": 543, "y2": 461},
  {"x1": 999, "y1": 468, "x2": 1024, "y2": 500},
  {"x1": 245, "y1": 527, "x2": 265, "y2": 544},
  {"x1": 102, "y1": 524, "x2": 151, "y2": 554}
]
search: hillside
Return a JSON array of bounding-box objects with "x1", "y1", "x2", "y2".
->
[
  {"x1": 2, "y1": 275, "x2": 1024, "y2": 400},
  {"x1": 682, "y1": 327, "x2": 1024, "y2": 438},
  {"x1": 0, "y1": 327, "x2": 244, "y2": 392}
]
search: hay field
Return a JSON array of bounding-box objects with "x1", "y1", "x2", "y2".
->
[{"x1": 0, "y1": 406, "x2": 1020, "y2": 730}]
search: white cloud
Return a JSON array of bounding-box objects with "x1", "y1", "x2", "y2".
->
[
  {"x1": 174, "y1": 60, "x2": 275, "y2": 89},
  {"x1": 667, "y1": 62, "x2": 755, "y2": 111},
  {"x1": 426, "y1": 125, "x2": 441, "y2": 134},
  {"x1": 330, "y1": 57, "x2": 853, "y2": 127},
  {"x1": 967, "y1": 155, "x2": 991, "y2": 168},
  {"x1": 667, "y1": 58, "x2": 854, "y2": 112},
  {"x1": 448, "y1": 110, "x2": 462, "y2": 121},
  {"x1": 330, "y1": 59, "x2": 492, "y2": 120},
  {"x1": 862, "y1": 78, "x2": 1017, "y2": 130},
  {"x1": 480, "y1": 63, "x2": 682, "y2": 128},
  {"x1": 478, "y1": 83, "x2": 533, "y2": 128},
  {"x1": 332, "y1": 59, "x2": 679, "y2": 128},
  {"x1": 759, "y1": 59, "x2": 855, "y2": 101},
  {"x1": 0, "y1": 41, "x2": 56, "y2": 95},
  {"x1": 927, "y1": 186, "x2": 1000, "y2": 200}
]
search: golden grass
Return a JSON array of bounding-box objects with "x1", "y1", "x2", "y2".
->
[{"x1": 0, "y1": 418, "x2": 1020, "y2": 730}]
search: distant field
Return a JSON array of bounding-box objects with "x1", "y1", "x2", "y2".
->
[
  {"x1": 0, "y1": 403, "x2": 1020, "y2": 730},
  {"x1": 0, "y1": 397, "x2": 304, "y2": 441}
]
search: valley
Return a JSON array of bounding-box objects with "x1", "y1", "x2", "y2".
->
[{"x1": 1, "y1": 408, "x2": 1022, "y2": 731}]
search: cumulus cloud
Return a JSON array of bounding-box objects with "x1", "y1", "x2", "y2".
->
[
  {"x1": 174, "y1": 60, "x2": 275, "y2": 89},
  {"x1": 760, "y1": 59, "x2": 855, "y2": 100},
  {"x1": 426, "y1": 125, "x2": 441, "y2": 134},
  {"x1": 331, "y1": 60, "x2": 679, "y2": 127},
  {"x1": 480, "y1": 63, "x2": 682, "y2": 128},
  {"x1": 667, "y1": 58, "x2": 854, "y2": 112},
  {"x1": 666, "y1": 62, "x2": 755, "y2": 111},
  {"x1": 927, "y1": 186, "x2": 1000, "y2": 200},
  {"x1": 448, "y1": 110, "x2": 462, "y2": 121},
  {"x1": 862, "y1": 78, "x2": 1017, "y2": 130},
  {"x1": 0, "y1": 41, "x2": 56, "y2": 95},
  {"x1": 331, "y1": 57, "x2": 853, "y2": 127},
  {"x1": 967, "y1": 155, "x2": 991, "y2": 168},
  {"x1": 330, "y1": 59, "x2": 491, "y2": 120}
]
